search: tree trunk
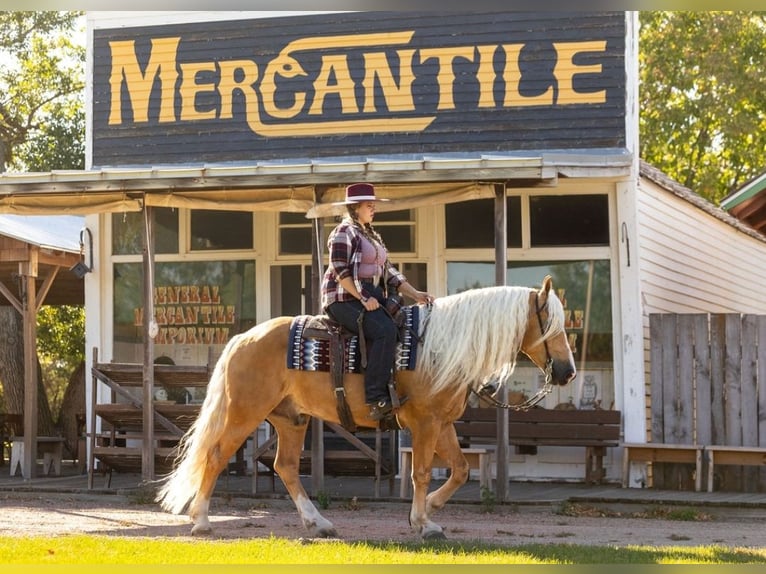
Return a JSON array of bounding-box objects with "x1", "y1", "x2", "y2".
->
[
  {"x1": 0, "y1": 306, "x2": 56, "y2": 435},
  {"x1": 58, "y1": 360, "x2": 85, "y2": 459}
]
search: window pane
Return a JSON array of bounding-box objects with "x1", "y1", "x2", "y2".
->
[
  {"x1": 445, "y1": 197, "x2": 521, "y2": 248},
  {"x1": 113, "y1": 260, "x2": 256, "y2": 363},
  {"x1": 112, "y1": 208, "x2": 179, "y2": 255},
  {"x1": 191, "y1": 210, "x2": 253, "y2": 250},
  {"x1": 399, "y1": 262, "x2": 427, "y2": 304},
  {"x1": 280, "y1": 227, "x2": 312, "y2": 255},
  {"x1": 446, "y1": 259, "x2": 613, "y2": 409},
  {"x1": 379, "y1": 224, "x2": 413, "y2": 253},
  {"x1": 270, "y1": 265, "x2": 302, "y2": 316},
  {"x1": 530, "y1": 195, "x2": 609, "y2": 247},
  {"x1": 375, "y1": 209, "x2": 414, "y2": 253}
]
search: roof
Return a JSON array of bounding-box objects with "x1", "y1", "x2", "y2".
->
[
  {"x1": 0, "y1": 149, "x2": 633, "y2": 215},
  {"x1": 639, "y1": 160, "x2": 766, "y2": 244},
  {"x1": 719, "y1": 170, "x2": 766, "y2": 235},
  {"x1": 0, "y1": 214, "x2": 83, "y2": 252},
  {"x1": 0, "y1": 215, "x2": 85, "y2": 307}
]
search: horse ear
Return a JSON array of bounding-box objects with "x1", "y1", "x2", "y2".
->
[{"x1": 539, "y1": 275, "x2": 553, "y2": 304}]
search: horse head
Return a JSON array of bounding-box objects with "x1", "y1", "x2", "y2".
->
[{"x1": 521, "y1": 275, "x2": 576, "y2": 386}]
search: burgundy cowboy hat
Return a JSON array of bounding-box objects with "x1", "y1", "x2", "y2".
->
[{"x1": 336, "y1": 183, "x2": 390, "y2": 204}]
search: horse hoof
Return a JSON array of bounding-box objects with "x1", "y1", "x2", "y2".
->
[
  {"x1": 191, "y1": 524, "x2": 213, "y2": 536},
  {"x1": 313, "y1": 526, "x2": 338, "y2": 538},
  {"x1": 422, "y1": 529, "x2": 446, "y2": 541}
]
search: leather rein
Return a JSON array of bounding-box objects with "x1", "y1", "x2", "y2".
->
[{"x1": 473, "y1": 291, "x2": 554, "y2": 411}]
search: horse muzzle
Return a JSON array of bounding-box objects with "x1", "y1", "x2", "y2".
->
[{"x1": 551, "y1": 360, "x2": 576, "y2": 386}]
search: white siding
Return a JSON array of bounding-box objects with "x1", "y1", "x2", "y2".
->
[{"x1": 638, "y1": 178, "x2": 766, "y2": 316}]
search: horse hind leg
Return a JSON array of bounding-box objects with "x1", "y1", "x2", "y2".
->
[
  {"x1": 187, "y1": 430, "x2": 252, "y2": 536},
  {"x1": 269, "y1": 413, "x2": 337, "y2": 538}
]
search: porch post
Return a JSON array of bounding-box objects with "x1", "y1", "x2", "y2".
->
[{"x1": 494, "y1": 183, "x2": 509, "y2": 501}]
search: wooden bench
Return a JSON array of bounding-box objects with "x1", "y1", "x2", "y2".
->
[
  {"x1": 9, "y1": 436, "x2": 66, "y2": 478},
  {"x1": 621, "y1": 443, "x2": 703, "y2": 492},
  {"x1": 507, "y1": 409, "x2": 622, "y2": 484},
  {"x1": 399, "y1": 407, "x2": 622, "y2": 498},
  {"x1": 705, "y1": 445, "x2": 766, "y2": 493}
]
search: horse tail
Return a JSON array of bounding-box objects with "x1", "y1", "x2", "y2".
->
[{"x1": 156, "y1": 335, "x2": 238, "y2": 514}]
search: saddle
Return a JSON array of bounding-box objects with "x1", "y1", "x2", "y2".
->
[{"x1": 286, "y1": 306, "x2": 421, "y2": 432}]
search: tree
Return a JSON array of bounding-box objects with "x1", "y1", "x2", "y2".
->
[
  {"x1": 639, "y1": 11, "x2": 766, "y2": 204},
  {"x1": 0, "y1": 12, "x2": 85, "y2": 445},
  {"x1": 0, "y1": 11, "x2": 84, "y2": 172}
]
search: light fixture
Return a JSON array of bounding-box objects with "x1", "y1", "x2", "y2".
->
[{"x1": 70, "y1": 227, "x2": 93, "y2": 278}]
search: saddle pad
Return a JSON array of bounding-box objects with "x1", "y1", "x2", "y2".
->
[{"x1": 287, "y1": 305, "x2": 420, "y2": 373}]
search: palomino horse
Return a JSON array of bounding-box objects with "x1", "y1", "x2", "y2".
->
[{"x1": 157, "y1": 275, "x2": 575, "y2": 540}]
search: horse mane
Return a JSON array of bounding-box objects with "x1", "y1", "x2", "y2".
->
[{"x1": 416, "y1": 285, "x2": 565, "y2": 397}]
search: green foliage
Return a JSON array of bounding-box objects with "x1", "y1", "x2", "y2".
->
[
  {"x1": 0, "y1": 11, "x2": 84, "y2": 172},
  {"x1": 316, "y1": 490, "x2": 332, "y2": 510},
  {"x1": 639, "y1": 12, "x2": 766, "y2": 203},
  {"x1": 36, "y1": 305, "x2": 85, "y2": 416},
  {"x1": 479, "y1": 485, "x2": 496, "y2": 513}
]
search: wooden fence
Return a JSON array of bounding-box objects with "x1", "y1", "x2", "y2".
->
[{"x1": 650, "y1": 313, "x2": 766, "y2": 491}]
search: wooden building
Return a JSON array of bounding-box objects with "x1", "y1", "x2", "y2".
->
[{"x1": 3, "y1": 11, "x2": 766, "y2": 490}]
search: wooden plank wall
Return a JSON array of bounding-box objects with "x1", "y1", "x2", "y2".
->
[{"x1": 649, "y1": 313, "x2": 766, "y2": 491}]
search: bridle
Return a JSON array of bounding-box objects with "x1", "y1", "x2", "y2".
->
[{"x1": 473, "y1": 290, "x2": 554, "y2": 411}]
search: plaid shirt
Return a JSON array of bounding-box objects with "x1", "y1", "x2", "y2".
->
[{"x1": 321, "y1": 220, "x2": 405, "y2": 310}]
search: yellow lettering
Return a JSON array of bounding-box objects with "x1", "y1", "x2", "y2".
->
[
  {"x1": 108, "y1": 37, "x2": 180, "y2": 124},
  {"x1": 218, "y1": 60, "x2": 259, "y2": 120},
  {"x1": 155, "y1": 306, "x2": 167, "y2": 325},
  {"x1": 309, "y1": 54, "x2": 358, "y2": 115},
  {"x1": 361, "y1": 50, "x2": 415, "y2": 113},
  {"x1": 261, "y1": 55, "x2": 305, "y2": 120},
  {"x1": 553, "y1": 41, "x2": 607, "y2": 105},
  {"x1": 179, "y1": 61, "x2": 218, "y2": 121},
  {"x1": 211, "y1": 285, "x2": 221, "y2": 304},
  {"x1": 185, "y1": 306, "x2": 199, "y2": 324},
  {"x1": 185, "y1": 327, "x2": 198, "y2": 344},
  {"x1": 189, "y1": 286, "x2": 200, "y2": 303},
  {"x1": 419, "y1": 46, "x2": 475, "y2": 110},
  {"x1": 133, "y1": 307, "x2": 143, "y2": 327},
  {"x1": 154, "y1": 286, "x2": 166, "y2": 305},
  {"x1": 475, "y1": 45, "x2": 497, "y2": 108},
  {"x1": 502, "y1": 43, "x2": 553, "y2": 107}
]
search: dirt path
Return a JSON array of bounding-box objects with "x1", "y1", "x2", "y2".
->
[{"x1": 2, "y1": 490, "x2": 766, "y2": 548}]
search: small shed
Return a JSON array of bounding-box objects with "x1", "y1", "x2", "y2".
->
[{"x1": 0, "y1": 214, "x2": 84, "y2": 479}]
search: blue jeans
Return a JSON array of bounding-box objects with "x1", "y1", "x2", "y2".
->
[{"x1": 327, "y1": 283, "x2": 397, "y2": 404}]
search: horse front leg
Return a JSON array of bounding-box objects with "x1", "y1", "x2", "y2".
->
[
  {"x1": 407, "y1": 425, "x2": 447, "y2": 540},
  {"x1": 269, "y1": 415, "x2": 337, "y2": 538},
  {"x1": 425, "y1": 425, "x2": 470, "y2": 514}
]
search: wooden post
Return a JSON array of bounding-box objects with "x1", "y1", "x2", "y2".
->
[
  {"x1": 310, "y1": 186, "x2": 327, "y2": 495},
  {"x1": 142, "y1": 205, "x2": 156, "y2": 480},
  {"x1": 21, "y1": 256, "x2": 38, "y2": 481},
  {"x1": 493, "y1": 183, "x2": 509, "y2": 501}
]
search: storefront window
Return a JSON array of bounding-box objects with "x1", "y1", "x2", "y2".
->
[
  {"x1": 530, "y1": 195, "x2": 609, "y2": 246},
  {"x1": 113, "y1": 260, "x2": 256, "y2": 364},
  {"x1": 445, "y1": 197, "x2": 521, "y2": 248},
  {"x1": 112, "y1": 208, "x2": 179, "y2": 255},
  {"x1": 278, "y1": 210, "x2": 415, "y2": 255},
  {"x1": 447, "y1": 259, "x2": 613, "y2": 409},
  {"x1": 190, "y1": 210, "x2": 253, "y2": 251}
]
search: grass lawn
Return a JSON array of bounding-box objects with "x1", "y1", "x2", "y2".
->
[{"x1": 1, "y1": 535, "x2": 766, "y2": 564}]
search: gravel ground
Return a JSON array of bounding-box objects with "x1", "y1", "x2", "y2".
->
[{"x1": 1, "y1": 490, "x2": 766, "y2": 548}]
